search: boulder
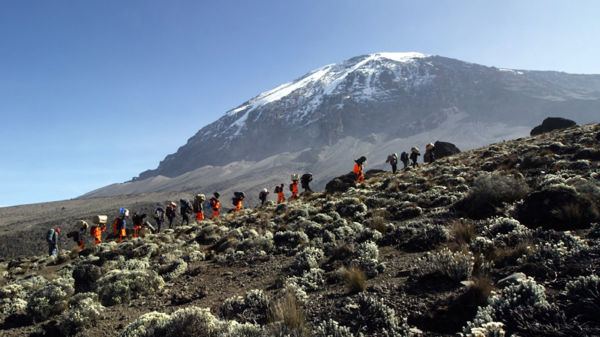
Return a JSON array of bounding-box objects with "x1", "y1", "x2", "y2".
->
[
  {"x1": 365, "y1": 169, "x2": 385, "y2": 179},
  {"x1": 516, "y1": 188, "x2": 599, "y2": 230},
  {"x1": 530, "y1": 117, "x2": 576, "y2": 136},
  {"x1": 433, "y1": 141, "x2": 461, "y2": 159},
  {"x1": 325, "y1": 172, "x2": 356, "y2": 194}
]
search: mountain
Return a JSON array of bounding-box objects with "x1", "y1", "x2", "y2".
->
[{"x1": 85, "y1": 52, "x2": 600, "y2": 198}]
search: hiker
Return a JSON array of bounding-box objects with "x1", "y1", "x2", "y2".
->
[
  {"x1": 131, "y1": 212, "x2": 147, "y2": 238},
  {"x1": 410, "y1": 147, "x2": 420, "y2": 167},
  {"x1": 232, "y1": 192, "x2": 245, "y2": 212},
  {"x1": 193, "y1": 194, "x2": 206, "y2": 221},
  {"x1": 67, "y1": 221, "x2": 88, "y2": 250},
  {"x1": 275, "y1": 184, "x2": 286, "y2": 204},
  {"x1": 290, "y1": 174, "x2": 300, "y2": 199},
  {"x1": 166, "y1": 202, "x2": 177, "y2": 228},
  {"x1": 113, "y1": 208, "x2": 129, "y2": 242},
  {"x1": 180, "y1": 199, "x2": 193, "y2": 225},
  {"x1": 259, "y1": 188, "x2": 269, "y2": 206},
  {"x1": 90, "y1": 215, "x2": 107, "y2": 245},
  {"x1": 46, "y1": 227, "x2": 61, "y2": 257},
  {"x1": 386, "y1": 153, "x2": 399, "y2": 173},
  {"x1": 209, "y1": 193, "x2": 221, "y2": 219},
  {"x1": 424, "y1": 143, "x2": 435, "y2": 163},
  {"x1": 400, "y1": 152, "x2": 409, "y2": 169},
  {"x1": 77, "y1": 221, "x2": 88, "y2": 249},
  {"x1": 153, "y1": 205, "x2": 165, "y2": 233},
  {"x1": 353, "y1": 156, "x2": 367, "y2": 183},
  {"x1": 300, "y1": 173, "x2": 313, "y2": 192}
]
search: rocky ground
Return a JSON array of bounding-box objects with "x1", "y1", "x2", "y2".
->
[{"x1": 0, "y1": 124, "x2": 599, "y2": 337}]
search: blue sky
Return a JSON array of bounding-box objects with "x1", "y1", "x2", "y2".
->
[{"x1": 1, "y1": 0, "x2": 599, "y2": 206}]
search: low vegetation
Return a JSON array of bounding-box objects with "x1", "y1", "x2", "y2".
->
[{"x1": 0, "y1": 124, "x2": 599, "y2": 337}]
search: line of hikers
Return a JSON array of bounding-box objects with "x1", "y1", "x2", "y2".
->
[{"x1": 46, "y1": 144, "x2": 435, "y2": 256}]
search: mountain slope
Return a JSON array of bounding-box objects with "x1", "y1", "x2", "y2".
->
[
  {"x1": 2, "y1": 124, "x2": 600, "y2": 337},
  {"x1": 137, "y1": 52, "x2": 600, "y2": 181}
]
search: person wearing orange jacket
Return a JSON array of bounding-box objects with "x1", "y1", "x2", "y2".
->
[
  {"x1": 290, "y1": 174, "x2": 300, "y2": 200},
  {"x1": 90, "y1": 224, "x2": 104, "y2": 245},
  {"x1": 353, "y1": 156, "x2": 367, "y2": 183},
  {"x1": 209, "y1": 192, "x2": 221, "y2": 219},
  {"x1": 275, "y1": 184, "x2": 286, "y2": 204},
  {"x1": 193, "y1": 194, "x2": 206, "y2": 221},
  {"x1": 232, "y1": 192, "x2": 245, "y2": 212}
]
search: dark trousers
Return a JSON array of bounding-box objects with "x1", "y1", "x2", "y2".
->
[
  {"x1": 167, "y1": 216, "x2": 175, "y2": 228},
  {"x1": 391, "y1": 163, "x2": 397, "y2": 173},
  {"x1": 155, "y1": 218, "x2": 164, "y2": 232},
  {"x1": 401, "y1": 160, "x2": 408, "y2": 169},
  {"x1": 181, "y1": 214, "x2": 190, "y2": 226}
]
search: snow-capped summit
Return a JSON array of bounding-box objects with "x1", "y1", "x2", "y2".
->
[{"x1": 135, "y1": 52, "x2": 600, "y2": 181}]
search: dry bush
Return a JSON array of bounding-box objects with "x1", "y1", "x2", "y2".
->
[
  {"x1": 450, "y1": 220, "x2": 476, "y2": 247},
  {"x1": 268, "y1": 291, "x2": 307, "y2": 337},
  {"x1": 341, "y1": 266, "x2": 367, "y2": 294},
  {"x1": 491, "y1": 242, "x2": 532, "y2": 267}
]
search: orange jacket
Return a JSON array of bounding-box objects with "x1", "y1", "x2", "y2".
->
[
  {"x1": 291, "y1": 181, "x2": 299, "y2": 194},
  {"x1": 234, "y1": 200, "x2": 243, "y2": 212}
]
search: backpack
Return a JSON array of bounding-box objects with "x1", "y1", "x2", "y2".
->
[
  {"x1": 181, "y1": 200, "x2": 191, "y2": 210},
  {"x1": 234, "y1": 192, "x2": 245, "y2": 199},
  {"x1": 274, "y1": 186, "x2": 281, "y2": 193},
  {"x1": 401, "y1": 152, "x2": 409, "y2": 161},
  {"x1": 289, "y1": 183, "x2": 294, "y2": 192},
  {"x1": 301, "y1": 174, "x2": 312, "y2": 182},
  {"x1": 46, "y1": 229, "x2": 55, "y2": 243},
  {"x1": 154, "y1": 207, "x2": 164, "y2": 218}
]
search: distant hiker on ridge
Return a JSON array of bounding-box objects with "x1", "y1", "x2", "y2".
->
[
  {"x1": 259, "y1": 188, "x2": 269, "y2": 206},
  {"x1": 46, "y1": 226, "x2": 61, "y2": 257},
  {"x1": 301, "y1": 173, "x2": 313, "y2": 193},
  {"x1": 290, "y1": 174, "x2": 300, "y2": 200},
  {"x1": 153, "y1": 204, "x2": 165, "y2": 233},
  {"x1": 193, "y1": 194, "x2": 206, "y2": 221},
  {"x1": 232, "y1": 192, "x2": 245, "y2": 212},
  {"x1": 275, "y1": 184, "x2": 286, "y2": 204},
  {"x1": 209, "y1": 193, "x2": 221, "y2": 218},
  {"x1": 180, "y1": 199, "x2": 193, "y2": 226},
  {"x1": 90, "y1": 215, "x2": 107, "y2": 245},
  {"x1": 400, "y1": 151, "x2": 409, "y2": 169},
  {"x1": 424, "y1": 143, "x2": 435, "y2": 163},
  {"x1": 166, "y1": 202, "x2": 177, "y2": 228},
  {"x1": 386, "y1": 153, "x2": 399, "y2": 174},
  {"x1": 354, "y1": 156, "x2": 366, "y2": 183},
  {"x1": 410, "y1": 147, "x2": 420, "y2": 168}
]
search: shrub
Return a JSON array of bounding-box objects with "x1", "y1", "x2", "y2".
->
[
  {"x1": 351, "y1": 241, "x2": 385, "y2": 278},
  {"x1": 386, "y1": 221, "x2": 449, "y2": 251},
  {"x1": 285, "y1": 268, "x2": 325, "y2": 292},
  {"x1": 346, "y1": 293, "x2": 411, "y2": 336},
  {"x1": 417, "y1": 248, "x2": 474, "y2": 282},
  {"x1": 313, "y1": 319, "x2": 353, "y2": 337},
  {"x1": 221, "y1": 289, "x2": 270, "y2": 324},
  {"x1": 565, "y1": 274, "x2": 600, "y2": 318},
  {"x1": 72, "y1": 263, "x2": 103, "y2": 293},
  {"x1": 159, "y1": 258, "x2": 188, "y2": 281},
  {"x1": 97, "y1": 269, "x2": 164, "y2": 306},
  {"x1": 26, "y1": 278, "x2": 74, "y2": 322},
  {"x1": 335, "y1": 197, "x2": 368, "y2": 219},
  {"x1": 58, "y1": 292, "x2": 105, "y2": 336},
  {"x1": 453, "y1": 173, "x2": 529, "y2": 219},
  {"x1": 482, "y1": 217, "x2": 531, "y2": 247},
  {"x1": 465, "y1": 277, "x2": 548, "y2": 334},
  {"x1": 463, "y1": 321, "x2": 506, "y2": 337},
  {"x1": 290, "y1": 247, "x2": 324, "y2": 275},
  {"x1": 273, "y1": 231, "x2": 309, "y2": 250},
  {"x1": 119, "y1": 307, "x2": 263, "y2": 337}
]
